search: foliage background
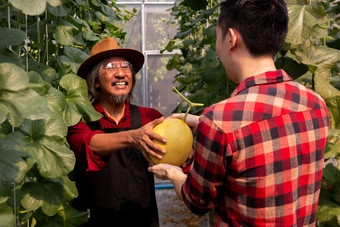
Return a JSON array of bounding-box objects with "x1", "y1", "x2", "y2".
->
[
  {"x1": 0, "y1": 0, "x2": 339, "y2": 226},
  {"x1": 163, "y1": 0, "x2": 340, "y2": 226},
  {"x1": 0, "y1": 0, "x2": 134, "y2": 226}
]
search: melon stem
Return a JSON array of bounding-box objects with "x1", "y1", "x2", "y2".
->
[{"x1": 172, "y1": 87, "x2": 204, "y2": 122}]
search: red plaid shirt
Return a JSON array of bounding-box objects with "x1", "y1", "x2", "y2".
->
[{"x1": 182, "y1": 70, "x2": 329, "y2": 226}]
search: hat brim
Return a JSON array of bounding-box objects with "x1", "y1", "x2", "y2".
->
[{"x1": 77, "y1": 48, "x2": 144, "y2": 79}]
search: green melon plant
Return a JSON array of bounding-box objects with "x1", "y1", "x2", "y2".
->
[
  {"x1": 0, "y1": 0, "x2": 135, "y2": 226},
  {"x1": 162, "y1": 0, "x2": 340, "y2": 226}
]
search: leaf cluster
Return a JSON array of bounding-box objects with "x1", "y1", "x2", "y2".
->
[
  {"x1": 163, "y1": 0, "x2": 340, "y2": 225},
  {"x1": 0, "y1": 0, "x2": 134, "y2": 226}
]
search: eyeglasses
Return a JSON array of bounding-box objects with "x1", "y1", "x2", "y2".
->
[{"x1": 104, "y1": 61, "x2": 132, "y2": 73}]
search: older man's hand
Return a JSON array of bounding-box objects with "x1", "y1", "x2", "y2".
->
[{"x1": 130, "y1": 117, "x2": 167, "y2": 165}]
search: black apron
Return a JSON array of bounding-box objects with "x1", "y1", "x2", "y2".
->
[{"x1": 74, "y1": 104, "x2": 159, "y2": 227}]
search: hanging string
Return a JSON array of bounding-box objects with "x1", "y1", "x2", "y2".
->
[
  {"x1": 45, "y1": 10, "x2": 48, "y2": 65},
  {"x1": 25, "y1": 14, "x2": 28, "y2": 72},
  {"x1": 7, "y1": 0, "x2": 11, "y2": 50},
  {"x1": 37, "y1": 16, "x2": 40, "y2": 62}
]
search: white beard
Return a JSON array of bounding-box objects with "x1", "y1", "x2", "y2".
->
[{"x1": 108, "y1": 94, "x2": 129, "y2": 104}]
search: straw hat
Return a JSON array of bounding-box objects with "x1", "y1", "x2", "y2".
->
[{"x1": 77, "y1": 37, "x2": 144, "y2": 78}]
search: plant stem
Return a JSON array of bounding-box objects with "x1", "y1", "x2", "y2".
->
[{"x1": 172, "y1": 87, "x2": 204, "y2": 122}]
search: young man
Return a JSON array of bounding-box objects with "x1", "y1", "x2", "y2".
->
[
  {"x1": 67, "y1": 37, "x2": 166, "y2": 226},
  {"x1": 149, "y1": 0, "x2": 330, "y2": 226}
]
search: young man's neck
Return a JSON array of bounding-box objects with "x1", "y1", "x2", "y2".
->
[{"x1": 229, "y1": 51, "x2": 276, "y2": 84}]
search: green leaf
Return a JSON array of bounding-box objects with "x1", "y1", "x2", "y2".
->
[
  {"x1": 322, "y1": 163, "x2": 340, "y2": 183},
  {"x1": 293, "y1": 45, "x2": 340, "y2": 100},
  {"x1": 81, "y1": 22, "x2": 100, "y2": 42},
  {"x1": 21, "y1": 180, "x2": 63, "y2": 216},
  {"x1": 59, "y1": 46, "x2": 89, "y2": 74},
  {"x1": 286, "y1": 3, "x2": 328, "y2": 45},
  {"x1": 59, "y1": 74, "x2": 101, "y2": 126},
  {"x1": 183, "y1": 0, "x2": 207, "y2": 11},
  {"x1": 0, "y1": 28, "x2": 26, "y2": 49},
  {"x1": 59, "y1": 204, "x2": 88, "y2": 226},
  {"x1": 0, "y1": 49, "x2": 22, "y2": 68},
  {"x1": 0, "y1": 197, "x2": 14, "y2": 227},
  {"x1": 53, "y1": 19, "x2": 78, "y2": 46},
  {"x1": 10, "y1": 119, "x2": 75, "y2": 178},
  {"x1": 28, "y1": 61, "x2": 57, "y2": 84},
  {"x1": 34, "y1": 203, "x2": 88, "y2": 226},
  {"x1": 28, "y1": 73, "x2": 68, "y2": 129},
  {"x1": 9, "y1": 0, "x2": 46, "y2": 16},
  {"x1": 325, "y1": 96, "x2": 340, "y2": 129},
  {"x1": 330, "y1": 181, "x2": 340, "y2": 205},
  {"x1": 47, "y1": 3, "x2": 70, "y2": 17},
  {"x1": 44, "y1": 86, "x2": 67, "y2": 115},
  {"x1": 275, "y1": 57, "x2": 308, "y2": 80},
  {"x1": 0, "y1": 63, "x2": 50, "y2": 127},
  {"x1": 0, "y1": 133, "x2": 27, "y2": 183},
  {"x1": 46, "y1": 0, "x2": 68, "y2": 7},
  {"x1": 60, "y1": 177, "x2": 78, "y2": 202},
  {"x1": 200, "y1": 69, "x2": 219, "y2": 84}
]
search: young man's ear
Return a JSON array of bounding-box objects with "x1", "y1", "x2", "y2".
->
[{"x1": 228, "y1": 28, "x2": 238, "y2": 50}]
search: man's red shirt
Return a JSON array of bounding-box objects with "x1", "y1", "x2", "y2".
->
[{"x1": 67, "y1": 101, "x2": 163, "y2": 171}]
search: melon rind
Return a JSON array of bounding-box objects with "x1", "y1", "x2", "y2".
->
[{"x1": 150, "y1": 118, "x2": 193, "y2": 166}]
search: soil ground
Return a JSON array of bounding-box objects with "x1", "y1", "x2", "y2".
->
[{"x1": 155, "y1": 179, "x2": 210, "y2": 227}]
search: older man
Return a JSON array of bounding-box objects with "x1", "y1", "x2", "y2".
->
[{"x1": 67, "y1": 37, "x2": 166, "y2": 227}]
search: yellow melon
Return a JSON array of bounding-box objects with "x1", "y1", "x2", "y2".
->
[{"x1": 150, "y1": 118, "x2": 193, "y2": 166}]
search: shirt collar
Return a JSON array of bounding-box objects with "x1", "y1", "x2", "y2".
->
[
  {"x1": 93, "y1": 100, "x2": 130, "y2": 123},
  {"x1": 231, "y1": 69, "x2": 292, "y2": 97}
]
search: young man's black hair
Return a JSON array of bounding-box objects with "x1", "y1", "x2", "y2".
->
[{"x1": 217, "y1": 0, "x2": 288, "y2": 57}]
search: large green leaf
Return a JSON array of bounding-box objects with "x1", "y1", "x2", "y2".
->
[
  {"x1": 28, "y1": 72, "x2": 68, "y2": 137},
  {"x1": 53, "y1": 19, "x2": 78, "y2": 46},
  {"x1": 21, "y1": 180, "x2": 63, "y2": 216},
  {"x1": 59, "y1": 46, "x2": 89, "y2": 74},
  {"x1": 317, "y1": 189, "x2": 340, "y2": 225},
  {"x1": 47, "y1": 3, "x2": 70, "y2": 17},
  {"x1": 0, "y1": 197, "x2": 14, "y2": 227},
  {"x1": 34, "y1": 203, "x2": 88, "y2": 226},
  {"x1": 81, "y1": 22, "x2": 100, "y2": 42},
  {"x1": 326, "y1": 96, "x2": 340, "y2": 129},
  {"x1": 293, "y1": 45, "x2": 340, "y2": 100},
  {"x1": 0, "y1": 133, "x2": 27, "y2": 183},
  {"x1": 0, "y1": 63, "x2": 50, "y2": 127},
  {"x1": 286, "y1": 3, "x2": 329, "y2": 45},
  {"x1": 59, "y1": 74, "x2": 101, "y2": 126},
  {"x1": 21, "y1": 176, "x2": 80, "y2": 217},
  {"x1": 59, "y1": 204, "x2": 88, "y2": 226},
  {"x1": 9, "y1": 119, "x2": 75, "y2": 178},
  {"x1": 58, "y1": 177, "x2": 78, "y2": 202},
  {"x1": 322, "y1": 164, "x2": 340, "y2": 184},
  {"x1": 275, "y1": 57, "x2": 309, "y2": 80},
  {"x1": 0, "y1": 49, "x2": 22, "y2": 67},
  {"x1": 0, "y1": 28, "x2": 26, "y2": 49},
  {"x1": 46, "y1": 0, "x2": 69, "y2": 7},
  {"x1": 183, "y1": 0, "x2": 207, "y2": 11},
  {"x1": 28, "y1": 61, "x2": 57, "y2": 84},
  {"x1": 9, "y1": 0, "x2": 46, "y2": 16}
]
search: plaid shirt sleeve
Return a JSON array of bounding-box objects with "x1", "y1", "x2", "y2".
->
[
  {"x1": 181, "y1": 70, "x2": 330, "y2": 226},
  {"x1": 181, "y1": 113, "x2": 228, "y2": 215}
]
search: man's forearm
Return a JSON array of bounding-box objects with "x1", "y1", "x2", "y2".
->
[
  {"x1": 168, "y1": 167, "x2": 187, "y2": 200},
  {"x1": 89, "y1": 131, "x2": 135, "y2": 156}
]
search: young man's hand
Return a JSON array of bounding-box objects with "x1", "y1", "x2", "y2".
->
[
  {"x1": 169, "y1": 113, "x2": 199, "y2": 133},
  {"x1": 148, "y1": 163, "x2": 187, "y2": 200}
]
